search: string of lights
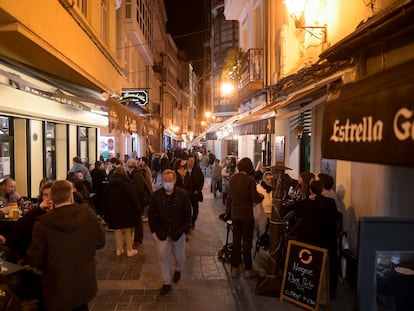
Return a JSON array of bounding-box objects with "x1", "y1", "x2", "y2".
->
[{"x1": 115, "y1": 28, "x2": 209, "y2": 51}]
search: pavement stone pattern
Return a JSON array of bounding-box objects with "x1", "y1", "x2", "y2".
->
[{"x1": 90, "y1": 178, "x2": 355, "y2": 311}]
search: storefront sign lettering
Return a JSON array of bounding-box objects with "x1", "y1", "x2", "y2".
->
[
  {"x1": 120, "y1": 90, "x2": 148, "y2": 106},
  {"x1": 393, "y1": 107, "x2": 414, "y2": 140},
  {"x1": 322, "y1": 61, "x2": 414, "y2": 167},
  {"x1": 330, "y1": 117, "x2": 383, "y2": 143},
  {"x1": 329, "y1": 107, "x2": 414, "y2": 144}
]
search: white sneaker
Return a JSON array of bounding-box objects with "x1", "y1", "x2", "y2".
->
[
  {"x1": 116, "y1": 249, "x2": 124, "y2": 256},
  {"x1": 127, "y1": 249, "x2": 138, "y2": 257}
]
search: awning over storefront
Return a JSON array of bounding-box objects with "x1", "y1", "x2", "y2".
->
[
  {"x1": 233, "y1": 105, "x2": 276, "y2": 135},
  {"x1": 163, "y1": 128, "x2": 182, "y2": 141},
  {"x1": 322, "y1": 59, "x2": 414, "y2": 167},
  {"x1": 232, "y1": 70, "x2": 347, "y2": 135},
  {"x1": 275, "y1": 95, "x2": 327, "y2": 120},
  {"x1": 107, "y1": 98, "x2": 143, "y2": 134},
  {"x1": 191, "y1": 108, "x2": 262, "y2": 143}
]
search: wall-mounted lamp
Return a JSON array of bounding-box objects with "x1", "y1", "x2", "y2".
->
[{"x1": 285, "y1": 0, "x2": 327, "y2": 43}]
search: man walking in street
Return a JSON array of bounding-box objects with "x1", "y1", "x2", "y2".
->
[
  {"x1": 26, "y1": 180, "x2": 105, "y2": 311},
  {"x1": 148, "y1": 169, "x2": 192, "y2": 296}
]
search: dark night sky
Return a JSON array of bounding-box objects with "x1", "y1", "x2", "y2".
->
[{"x1": 164, "y1": 0, "x2": 209, "y2": 75}]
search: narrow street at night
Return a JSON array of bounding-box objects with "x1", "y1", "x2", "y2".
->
[{"x1": 90, "y1": 177, "x2": 355, "y2": 311}]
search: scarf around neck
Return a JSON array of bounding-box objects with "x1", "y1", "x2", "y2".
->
[{"x1": 260, "y1": 181, "x2": 273, "y2": 193}]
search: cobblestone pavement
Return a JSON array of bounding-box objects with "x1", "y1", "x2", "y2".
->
[{"x1": 90, "y1": 178, "x2": 355, "y2": 311}]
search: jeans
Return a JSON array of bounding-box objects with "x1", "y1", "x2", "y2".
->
[{"x1": 153, "y1": 233, "x2": 186, "y2": 285}]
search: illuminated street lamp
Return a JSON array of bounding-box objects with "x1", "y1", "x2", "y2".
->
[
  {"x1": 285, "y1": 0, "x2": 327, "y2": 43},
  {"x1": 221, "y1": 81, "x2": 235, "y2": 97}
]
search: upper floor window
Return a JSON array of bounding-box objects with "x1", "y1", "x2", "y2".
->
[
  {"x1": 77, "y1": 0, "x2": 87, "y2": 17},
  {"x1": 125, "y1": 0, "x2": 131, "y2": 18},
  {"x1": 136, "y1": 0, "x2": 153, "y2": 51}
]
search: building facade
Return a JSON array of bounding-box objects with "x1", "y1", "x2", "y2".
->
[
  {"x1": 0, "y1": 0, "x2": 122, "y2": 197},
  {"x1": 0, "y1": 0, "x2": 200, "y2": 198},
  {"x1": 221, "y1": 0, "x2": 414, "y2": 253}
]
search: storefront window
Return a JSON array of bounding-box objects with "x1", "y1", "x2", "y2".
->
[
  {"x1": 79, "y1": 126, "x2": 89, "y2": 164},
  {"x1": 0, "y1": 117, "x2": 13, "y2": 181},
  {"x1": 44, "y1": 122, "x2": 56, "y2": 179}
]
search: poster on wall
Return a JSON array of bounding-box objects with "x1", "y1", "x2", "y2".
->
[{"x1": 100, "y1": 136, "x2": 115, "y2": 160}]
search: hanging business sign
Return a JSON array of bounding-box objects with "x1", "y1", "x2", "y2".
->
[
  {"x1": 120, "y1": 89, "x2": 149, "y2": 106},
  {"x1": 322, "y1": 61, "x2": 414, "y2": 167}
]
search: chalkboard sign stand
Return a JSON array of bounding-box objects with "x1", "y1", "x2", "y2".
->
[{"x1": 280, "y1": 240, "x2": 330, "y2": 311}]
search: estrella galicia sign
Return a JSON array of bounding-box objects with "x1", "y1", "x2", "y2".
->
[{"x1": 120, "y1": 90, "x2": 148, "y2": 106}]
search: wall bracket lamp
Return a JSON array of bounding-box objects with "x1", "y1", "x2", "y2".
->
[{"x1": 286, "y1": 0, "x2": 327, "y2": 43}]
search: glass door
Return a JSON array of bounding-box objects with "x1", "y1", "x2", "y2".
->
[{"x1": 44, "y1": 122, "x2": 56, "y2": 180}]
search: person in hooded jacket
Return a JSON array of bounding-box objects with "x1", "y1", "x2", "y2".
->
[
  {"x1": 103, "y1": 166, "x2": 141, "y2": 257},
  {"x1": 26, "y1": 180, "x2": 105, "y2": 311}
]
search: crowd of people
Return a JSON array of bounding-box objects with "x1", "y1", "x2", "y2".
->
[
  {"x1": 0, "y1": 148, "x2": 207, "y2": 307},
  {"x1": 0, "y1": 147, "x2": 345, "y2": 309},
  {"x1": 209, "y1": 155, "x2": 344, "y2": 299}
]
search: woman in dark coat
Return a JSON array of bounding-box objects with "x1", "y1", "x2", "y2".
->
[
  {"x1": 103, "y1": 166, "x2": 141, "y2": 257},
  {"x1": 227, "y1": 157, "x2": 264, "y2": 278}
]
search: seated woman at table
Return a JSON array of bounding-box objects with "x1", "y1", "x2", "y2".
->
[{"x1": 10, "y1": 181, "x2": 54, "y2": 261}]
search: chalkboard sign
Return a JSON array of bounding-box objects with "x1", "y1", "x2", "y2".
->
[{"x1": 280, "y1": 240, "x2": 329, "y2": 310}]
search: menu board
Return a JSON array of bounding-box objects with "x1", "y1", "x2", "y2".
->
[{"x1": 280, "y1": 240, "x2": 328, "y2": 310}]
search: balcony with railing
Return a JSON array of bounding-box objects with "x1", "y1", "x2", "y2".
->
[{"x1": 236, "y1": 48, "x2": 264, "y2": 102}]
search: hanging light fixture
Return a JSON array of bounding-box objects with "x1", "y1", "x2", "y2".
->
[{"x1": 285, "y1": 0, "x2": 327, "y2": 43}]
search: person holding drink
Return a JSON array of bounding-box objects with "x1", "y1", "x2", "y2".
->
[{"x1": 11, "y1": 181, "x2": 55, "y2": 261}]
